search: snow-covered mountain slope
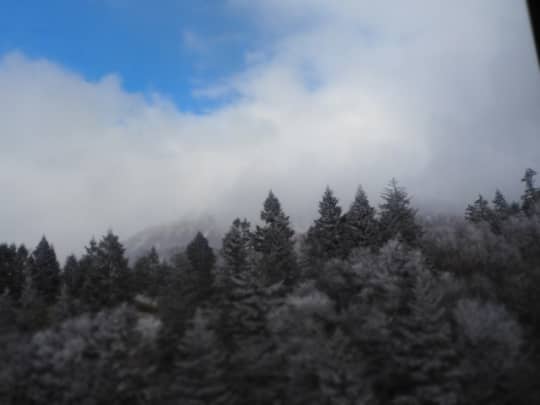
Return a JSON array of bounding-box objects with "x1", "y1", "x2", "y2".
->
[{"x1": 124, "y1": 215, "x2": 224, "y2": 263}]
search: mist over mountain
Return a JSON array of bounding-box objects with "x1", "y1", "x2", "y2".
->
[{"x1": 124, "y1": 214, "x2": 225, "y2": 262}]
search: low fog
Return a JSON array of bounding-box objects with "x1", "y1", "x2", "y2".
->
[{"x1": 0, "y1": 0, "x2": 539, "y2": 259}]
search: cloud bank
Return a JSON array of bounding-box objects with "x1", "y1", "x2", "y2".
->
[{"x1": 0, "y1": 0, "x2": 539, "y2": 258}]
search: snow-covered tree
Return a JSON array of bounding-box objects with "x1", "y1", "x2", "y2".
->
[
  {"x1": 170, "y1": 308, "x2": 234, "y2": 405},
  {"x1": 388, "y1": 270, "x2": 460, "y2": 405},
  {"x1": 379, "y1": 179, "x2": 422, "y2": 247},
  {"x1": 453, "y1": 299, "x2": 523, "y2": 404}
]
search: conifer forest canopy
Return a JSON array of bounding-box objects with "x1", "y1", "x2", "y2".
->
[
  {"x1": 2, "y1": 171, "x2": 540, "y2": 403},
  {"x1": 1, "y1": 1, "x2": 540, "y2": 404}
]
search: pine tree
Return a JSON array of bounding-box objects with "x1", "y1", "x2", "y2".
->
[
  {"x1": 80, "y1": 233, "x2": 131, "y2": 312},
  {"x1": 465, "y1": 194, "x2": 494, "y2": 225},
  {"x1": 0, "y1": 243, "x2": 26, "y2": 302},
  {"x1": 489, "y1": 189, "x2": 515, "y2": 234},
  {"x1": 80, "y1": 237, "x2": 110, "y2": 312},
  {"x1": 17, "y1": 271, "x2": 49, "y2": 332},
  {"x1": 342, "y1": 185, "x2": 378, "y2": 256},
  {"x1": 218, "y1": 269, "x2": 285, "y2": 403},
  {"x1": 50, "y1": 284, "x2": 74, "y2": 324},
  {"x1": 379, "y1": 179, "x2": 422, "y2": 247},
  {"x1": 388, "y1": 271, "x2": 461, "y2": 404},
  {"x1": 29, "y1": 236, "x2": 61, "y2": 305},
  {"x1": 521, "y1": 168, "x2": 540, "y2": 216},
  {"x1": 221, "y1": 218, "x2": 253, "y2": 274},
  {"x1": 305, "y1": 187, "x2": 343, "y2": 261},
  {"x1": 133, "y1": 246, "x2": 161, "y2": 296},
  {"x1": 186, "y1": 232, "x2": 216, "y2": 296},
  {"x1": 493, "y1": 189, "x2": 511, "y2": 219},
  {"x1": 63, "y1": 254, "x2": 83, "y2": 297},
  {"x1": 98, "y1": 231, "x2": 132, "y2": 305},
  {"x1": 253, "y1": 191, "x2": 298, "y2": 287},
  {"x1": 170, "y1": 309, "x2": 234, "y2": 405}
]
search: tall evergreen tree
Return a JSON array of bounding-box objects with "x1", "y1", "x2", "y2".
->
[
  {"x1": 186, "y1": 232, "x2": 216, "y2": 294},
  {"x1": 521, "y1": 168, "x2": 540, "y2": 216},
  {"x1": 388, "y1": 271, "x2": 460, "y2": 404},
  {"x1": 98, "y1": 231, "x2": 132, "y2": 305},
  {"x1": 342, "y1": 185, "x2": 378, "y2": 256},
  {"x1": 253, "y1": 191, "x2": 298, "y2": 287},
  {"x1": 493, "y1": 189, "x2": 510, "y2": 219},
  {"x1": 0, "y1": 243, "x2": 27, "y2": 301},
  {"x1": 221, "y1": 218, "x2": 253, "y2": 274},
  {"x1": 218, "y1": 268, "x2": 285, "y2": 403},
  {"x1": 170, "y1": 309, "x2": 234, "y2": 405},
  {"x1": 305, "y1": 187, "x2": 343, "y2": 261},
  {"x1": 29, "y1": 237, "x2": 60, "y2": 305},
  {"x1": 379, "y1": 179, "x2": 422, "y2": 247},
  {"x1": 80, "y1": 238, "x2": 109, "y2": 312},
  {"x1": 17, "y1": 270, "x2": 49, "y2": 332},
  {"x1": 133, "y1": 246, "x2": 161, "y2": 296},
  {"x1": 465, "y1": 194, "x2": 494, "y2": 225},
  {"x1": 80, "y1": 232, "x2": 131, "y2": 312},
  {"x1": 63, "y1": 254, "x2": 83, "y2": 297}
]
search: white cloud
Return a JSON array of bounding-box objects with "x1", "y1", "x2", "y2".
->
[{"x1": 0, "y1": 1, "x2": 539, "y2": 258}]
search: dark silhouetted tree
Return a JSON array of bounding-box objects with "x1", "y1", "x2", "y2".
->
[
  {"x1": 466, "y1": 194, "x2": 495, "y2": 228},
  {"x1": 221, "y1": 218, "x2": 253, "y2": 274},
  {"x1": 521, "y1": 168, "x2": 540, "y2": 216},
  {"x1": 0, "y1": 243, "x2": 27, "y2": 301},
  {"x1": 253, "y1": 191, "x2": 298, "y2": 287},
  {"x1": 133, "y1": 246, "x2": 161, "y2": 296},
  {"x1": 79, "y1": 232, "x2": 131, "y2": 312},
  {"x1": 186, "y1": 232, "x2": 216, "y2": 294},
  {"x1": 29, "y1": 237, "x2": 60, "y2": 305},
  {"x1": 305, "y1": 187, "x2": 343, "y2": 261},
  {"x1": 379, "y1": 179, "x2": 422, "y2": 246},
  {"x1": 62, "y1": 254, "x2": 83, "y2": 298},
  {"x1": 98, "y1": 231, "x2": 132, "y2": 306},
  {"x1": 170, "y1": 309, "x2": 234, "y2": 404},
  {"x1": 342, "y1": 185, "x2": 378, "y2": 256}
]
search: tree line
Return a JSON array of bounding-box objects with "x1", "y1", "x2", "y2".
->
[{"x1": 1, "y1": 169, "x2": 540, "y2": 404}]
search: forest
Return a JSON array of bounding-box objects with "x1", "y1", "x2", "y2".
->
[{"x1": 1, "y1": 169, "x2": 540, "y2": 405}]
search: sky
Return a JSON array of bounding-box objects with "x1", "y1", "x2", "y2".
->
[{"x1": 0, "y1": 0, "x2": 539, "y2": 259}]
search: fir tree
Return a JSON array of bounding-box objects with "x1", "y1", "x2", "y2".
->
[
  {"x1": 80, "y1": 237, "x2": 110, "y2": 312},
  {"x1": 221, "y1": 218, "x2": 253, "y2": 274},
  {"x1": 133, "y1": 246, "x2": 161, "y2": 296},
  {"x1": 50, "y1": 284, "x2": 75, "y2": 324},
  {"x1": 63, "y1": 254, "x2": 83, "y2": 297},
  {"x1": 521, "y1": 168, "x2": 540, "y2": 216},
  {"x1": 0, "y1": 243, "x2": 26, "y2": 302},
  {"x1": 29, "y1": 236, "x2": 61, "y2": 305},
  {"x1": 379, "y1": 179, "x2": 422, "y2": 247},
  {"x1": 218, "y1": 269, "x2": 285, "y2": 403},
  {"x1": 305, "y1": 187, "x2": 343, "y2": 261},
  {"x1": 80, "y1": 233, "x2": 131, "y2": 312},
  {"x1": 465, "y1": 194, "x2": 494, "y2": 225},
  {"x1": 186, "y1": 232, "x2": 216, "y2": 295},
  {"x1": 388, "y1": 271, "x2": 460, "y2": 404},
  {"x1": 493, "y1": 189, "x2": 510, "y2": 217},
  {"x1": 253, "y1": 191, "x2": 298, "y2": 287},
  {"x1": 97, "y1": 231, "x2": 131, "y2": 305},
  {"x1": 342, "y1": 185, "x2": 378, "y2": 256},
  {"x1": 17, "y1": 271, "x2": 49, "y2": 332},
  {"x1": 170, "y1": 309, "x2": 234, "y2": 405}
]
